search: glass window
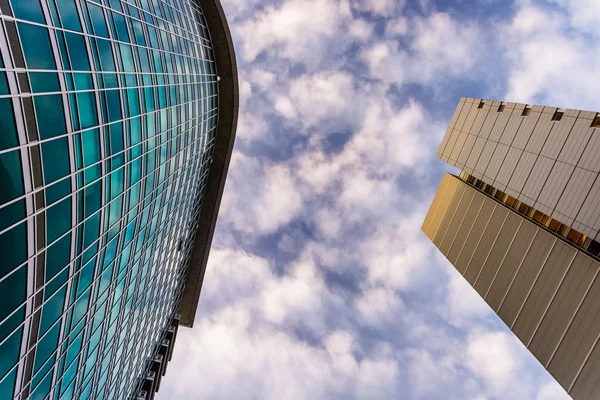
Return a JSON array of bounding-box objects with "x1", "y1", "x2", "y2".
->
[
  {"x1": 0, "y1": 262, "x2": 26, "y2": 324},
  {"x1": 0, "y1": 149, "x2": 24, "y2": 207},
  {"x1": 112, "y1": 13, "x2": 130, "y2": 42},
  {"x1": 30, "y1": 72, "x2": 61, "y2": 94},
  {"x1": 46, "y1": 234, "x2": 70, "y2": 284},
  {"x1": 12, "y1": 0, "x2": 45, "y2": 23},
  {"x1": 41, "y1": 137, "x2": 70, "y2": 184},
  {"x1": 66, "y1": 32, "x2": 91, "y2": 71},
  {"x1": 84, "y1": 180, "x2": 102, "y2": 218},
  {"x1": 96, "y1": 39, "x2": 116, "y2": 72},
  {"x1": 33, "y1": 324, "x2": 60, "y2": 373},
  {"x1": 56, "y1": 0, "x2": 82, "y2": 31},
  {"x1": 82, "y1": 128, "x2": 100, "y2": 167},
  {"x1": 18, "y1": 23, "x2": 56, "y2": 70},
  {"x1": 74, "y1": 73, "x2": 94, "y2": 91},
  {"x1": 34, "y1": 94, "x2": 67, "y2": 140},
  {"x1": 0, "y1": 99, "x2": 18, "y2": 151},
  {"x1": 77, "y1": 92, "x2": 98, "y2": 129},
  {"x1": 0, "y1": 198, "x2": 25, "y2": 232},
  {"x1": 39, "y1": 287, "x2": 67, "y2": 335},
  {"x1": 88, "y1": 3, "x2": 109, "y2": 38},
  {"x1": 106, "y1": 90, "x2": 121, "y2": 122},
  {"x1": 47, "y1": 196, "x2": 71, "y2": 243},
  {"x1": 0, "y1": 72, "x2": 8, "y2": 95},
  {"x1": 0, "y1": 328, "x2": 22, "y2": 389}
]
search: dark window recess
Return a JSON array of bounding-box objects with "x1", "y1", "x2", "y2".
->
[
  {"x1": 498, "y1": 103, "x2": 505, "y2": 112},
  {"x1": 591, "y1": 114, "x2": 600, "y2": 128},
  {"x1": 477, "y1": 100, "x2": 485, "y2": 109},
  {"x1": 522, "y1": 106, "x2": 531, "y2": 116},
  {"x1": 552, "y1": 110, "x2": 564, "y2": 121},
  {"x1": 177, "y1": 239, "x2": 183, "y2": 251}
]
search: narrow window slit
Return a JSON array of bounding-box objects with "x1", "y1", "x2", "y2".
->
[
  {"x1": 522, "y1": 106, "x2": 531, "y2": 116},
  {"x1": 552, "y1": 110, "x2": 564, "y2": 121}
]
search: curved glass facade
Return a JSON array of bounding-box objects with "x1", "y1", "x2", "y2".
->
[{"x1": 0, "y1": 0, "x2": 218, "y2": 399}]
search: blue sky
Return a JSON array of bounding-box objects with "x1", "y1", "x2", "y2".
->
[{"x1": 156, "y1": 0, "x2": 600, "y2": 398}]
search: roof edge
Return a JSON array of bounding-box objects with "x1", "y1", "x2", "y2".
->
[{"x1": 179, "y1": 0, "x2": 238, "y2": 327}]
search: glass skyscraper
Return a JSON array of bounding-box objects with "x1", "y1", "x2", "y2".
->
[{"x1": 0, "y1": 0, "x2": 237, "y2": 399}]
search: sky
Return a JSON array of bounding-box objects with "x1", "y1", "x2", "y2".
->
[{"x1": 157, "y1": 0, "x2": 600, "y2": 398}]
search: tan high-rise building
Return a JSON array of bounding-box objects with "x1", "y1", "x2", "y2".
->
[{"x1": 423, "y1": 98, "x2": 600, "y2": 400}]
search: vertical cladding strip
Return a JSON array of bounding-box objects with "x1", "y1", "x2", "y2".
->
[
  {"x1": 495, "y1": 228, "x2": 540, "y2": 312},
  {"x1": 526, "y1": 250, "x2": 578, "y2": 347},
  {"x1": 509, "y1": 238, "x2": 557, "y2": 330},
  {"x1": 451, "y1": 192, "x2": 486, "y2": 268},
  {"x1": 568, "y1": 320, "x2": 600, "y2": 393},
  {"x1": 438, "y1": 98, "x2": 466, "y2": 158},
  {"x1": 482, "y1": 218, "x2": 524, "y2": 300},
  {"x1": 472, "y1": 209, "x2": 511, "y2": 287},
  {"x1": 429, "y1": 179, "x2": 458, "y2": 241},
  {"x1": 461, "y1": 203, "x2": 498, "y2": 278},
  {"x1": 0, "y1": 8, "x2": 35, "y2": 398},
  {"x1": 546, "y1": 258, "x2": 600, "y2": 369},
  {"x1": 434, "y1": 184, "x2": 466, "y2": 247},
  {"x1": 458, "y1": 102, "x2": 492, "y2": 173},
  {"x1": 439, "y1": 189, "x2": 475, "y2": 255},
  {"x1": 422, "y1": 175, "x2": 451, "y2": 237},
  {"x1": 444, "y1": 99, "x2": 475, "y2": 163},
  {"x1": 492, "y1": 106, "x2": 525, "y2": 188},
  {"x1": 450, "y1": 101, "x2": 481, "y2": 166}
]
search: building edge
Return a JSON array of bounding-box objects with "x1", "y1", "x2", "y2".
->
[{"x1": 178, "y1": 0, "x2": 239, "y2": 327}]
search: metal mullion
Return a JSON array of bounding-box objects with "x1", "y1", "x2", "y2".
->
[{"x1": 0, "y1": 143, "x2": 210, "y2": 356}]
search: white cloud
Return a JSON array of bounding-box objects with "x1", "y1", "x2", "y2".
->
[
  {"x1": 356, "y1": 286, "x2": 405, "y2": 325},
  {"x1": 351, "y1": 0, "x2": 401, "y2": 17}
]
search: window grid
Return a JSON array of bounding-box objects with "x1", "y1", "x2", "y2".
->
[{"x1": 0, "y1": 0, "x2": 219, "y2": 399}]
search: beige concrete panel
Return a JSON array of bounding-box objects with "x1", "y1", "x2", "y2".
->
[
  {"x1": 474, "y1": 211, "x2": 522, "y2": 297},
  {"x1": 453, "y1": 200, "x2": 496, "y2": 275},
  {"x1": 521, "y1": 156, "x2": 554, "y2": 201},
  {"x1": 478, "y1": 105, "x2": 500, "y2": 140},
  {"x1": 449, "y1": 127, "x2": 470, "y2": 164},
  {"x1": 463, "y1": 206, "x2": 509, "y2": 285},
  {"x1": 456, "y1": 134, "x2": 476, "y2": 169},
  {"x1": 474, "y1": 140, "x2": 497, "y2": 179},
  {"x1": 555, "y1": 167, "x2": 596, "y2": 222},
  {"x1": 578, "y1": 128, "x2": 600, "y2": 172},
  {"x1": 433, "y1": 183, "x2": 467, "y2": 247},
  {"x1": 484, "y1": 143, "x2": 509, "y2": 183},
  {"x1": 488, "y1": 110, "x2": 511, "y2": 143},
  {"x1": 446, "y1": 192, "x2": 486, "y2": 265},
  {"x1": 424, "y1": 176, "x2": 458, "y2": 240},
  {"x1": 570, "y1": 334, "x2": 600, "y2": 400},
  {"x1": 440, "y1": 128, "x2": 461, "y2": 164},
  {"x1": 525, "y1": 113, "x2": 555, "y2": 155},
  {"x1": 512, "y1": 241, "x2": 576, "y2": 349},
  {"x1": 548, "y1": 271, "x2": 600, "y2": 391},
  {"x1": 559, "y1": 118, "x2": 594, "y2": 166},
  {"x1": 507, "y1": 151, "x2": 537, "y2": 194},
  {"x1": 440, "y1": 188, "x2": 476, "y2": 256},
  {"x1": 495, "y1": 147, "x2": 522, "y2": 187},
  {"x1": 540, "y1": 115, "x2": 577, "y2": 160},
  {"x1": 512, "y1": 110, "x2": 542, "y2": 150},
  {"x1": 469, "y1": 103, "x2": 492, "y2": 136},
  {"x1": 486, "y1": 221, "x2": 538, "y2": 311},
  {"x1": 461, "y1": 101, "x2": 482, "y2": 135},
  {"x1": 465, "y1": 137, "x2": 487, "y2": 172},
  {"x1": 422, "y1": 174, "x2": 452, "y2": 236},
  {"x1": 577, "y1": 176, "x2": 600, "y2": 233},
  {"x1": 499, "y1": 108, "x2": 523, "y2": 146},
  {"x1": 536, "y1": 161, "x2": 575, "y2": 210},
  {"x1": 497, "y1": 230, "x2": 556, "y2": 327},
  {"x1": 528, "y1": 253, "x2": 597, "y2": 367}
]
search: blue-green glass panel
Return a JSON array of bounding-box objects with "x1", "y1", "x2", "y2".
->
[
  {"x1": 30, "y1": 72, "x2": 60, "y2": 94},
  {"x1": 18, "y1": 23, "x2": 56, "y2": 70},
  {"x1": 0, "y1": 367, "x2": 16, "y2": 400},
  {"x1": 0, "y1": 148, "x2": 24, "y2": 207},
  {"x1": 45, "y1": 178, "x2": 71, "y2": 205},
  {"x1": 34, "y1": 94, "x2": 67, "y2": 140},
  {"x1": 84, "y1": 180, "x2": 102, "y2": 217},
  {"x1": 83, "y1": 213, "x2": 100, "y2": 248},
  {"x1": 82, "y1": 128, "x2": 100, "y2": 167},
  {"x1": 46, "y1": 234, "x2": 70, "y2": 283},
  {"x1": 0, "y1": 263, "x2": 25, "y2": 325},
  {"x1": 112, "y1": 13, "x2": 130, "y2": 42},
  {"x1": 0, "y1": 304, "x2": 23, "y2": 345},
  {"x1": 72, "y1": 288, "x2": 91, "y2": 327},
  {"x1": 46, "y1": 196, "x2": 71, "y2": 243},
  {"x1": 0, "y1": 198, "x2": 24, "y2": 232},
  {"x1": 0, "y1": 222, "x2": 26, "y2": 277},
  {"x1": 77, "y1": 92, "x2": 98, "y2": 129},
  {"x1": 11, "y1": 0, "x2": 45, "y2": 23},
  {"x1": 30, "y1": 370, "x2": 52, "y2": 400},
  {"x1": 33, "y1": 324, "x2": 60, "y2": 373},
  {"x1": 77, "y1": 258, "x2": 94, "y2": 295},
  {"x1": 74, "y1": 73, "x2": 93, "y2": 90},
  {"x1": 41, "y1": 137, "x2": 69, "y2": 183},
  {"x1": 55, "y1": 0, "x2": 82, "y2": 31},
  {"x1": 65, "y1": 32, "x2": 91, "y2": 71},
  {"x1": 88, "y1": 3, "x2": 109, "y2": 38},
  {"x1": 39, "y1": 287, "x2": 67, "y2": 335},
  {"x1": 0, "y1": 98, "x2": 18, "y2": 151},
  {"x1": 97, "y1": 39, "x2": 116, "y2": 71},
  {"x1": 0, "y1": 72, "x2": 8, "y2": 95},
  {"x1": 106, "y1": 90, "x2": 121, "y2": 122}
]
